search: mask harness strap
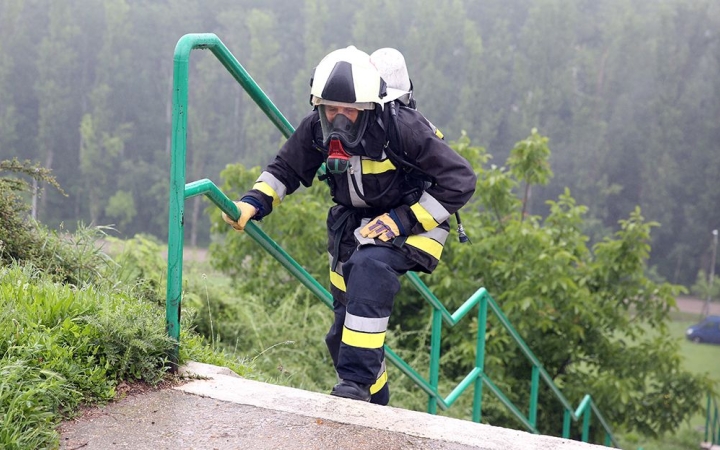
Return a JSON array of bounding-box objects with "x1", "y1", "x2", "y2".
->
[{"x1": 389, "y1": 101, "x2": 471, "y2": 244}]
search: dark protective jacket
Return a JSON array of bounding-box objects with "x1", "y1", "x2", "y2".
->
[{"x1": 241, "y1": 105, "x2": 476, "y2": 302}]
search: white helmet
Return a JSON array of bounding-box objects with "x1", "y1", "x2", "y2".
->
[
  {"x1": 370, "y1": 48, "x2": 413, "y2": 105},
  {"x1": 310, "y1": 46, "x2": 387, "y2": 147}
]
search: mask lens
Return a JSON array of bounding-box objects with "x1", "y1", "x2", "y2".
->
[{"x1": 318, "y1": 105, "x2": 368, "y2": 148}]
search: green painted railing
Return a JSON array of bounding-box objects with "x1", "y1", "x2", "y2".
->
[
  {"x1": 707, "y1": 394, "x2": 720, "y2": 446},
  {"x1": 166, "y1": 33, "x2": 296, "y2": 354},
  {"x1": 166, "y1": 32, "x2": 619, "y2": 447}
]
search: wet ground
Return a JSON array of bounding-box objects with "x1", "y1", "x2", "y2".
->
[
  {"x1": 59, "y1": 389, "x2": 477, "y2": 450},
  {"x1": 58, "y1": 362, "x2": 608, "y2": 450}
]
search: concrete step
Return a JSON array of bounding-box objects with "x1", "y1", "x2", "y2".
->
[{"x1": 173, "y1": 361, "x2": 609, "y2": 450}]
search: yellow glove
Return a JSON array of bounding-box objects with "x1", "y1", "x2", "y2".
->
[
  {"x1": 222, "y1": 201, "x2": 258, "y2": 232},
  {"x1": 360, "y1": 212, "x2": 402, "y2": 242}
]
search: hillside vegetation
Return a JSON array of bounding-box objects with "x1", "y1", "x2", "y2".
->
[{"x1": 0, "y1": 160, "x2": 250, "y2": 450}]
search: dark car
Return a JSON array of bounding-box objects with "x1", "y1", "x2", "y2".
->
[{"x1": 685, "y1": 315, "x2": 720, "y2": 344}]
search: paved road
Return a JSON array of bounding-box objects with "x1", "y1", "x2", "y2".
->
[{"x1": 676, "y1": 296, "x2": 720, "y2": 316}]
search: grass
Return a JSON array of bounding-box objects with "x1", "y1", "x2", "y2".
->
[
  {"x1": 0, "y1": 261, "x2": 251, "y2": 450},
  {"x1": 617, "y1": 315, "x2": 720, "y2": 450},
  {"x1": 668, "y1": 319, "x2": 720, "y2": 382}
]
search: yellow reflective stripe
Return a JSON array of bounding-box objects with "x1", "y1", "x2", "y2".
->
[
  {"x1": 257, "y1": 172, "x2": 287, "y2": 199},
  {"x1": 418, "y1": 192, "x2": 450, "y2": 223},
  {"x1": 253, "y1": 181, "x2": 281, "y2": 207},
  {"x1": 330, "y1": 270, "x2": 346, "y2": 292},
  {"x1": 410, "y1": 202, "x2": 438, "y2": 231},
  {"x1": 370, "y1": 370, "x2": 388, "y2": 394},
  {"x1": 361, "y1": 158, "x2": 396, "y2": 174},
  {"x1": 435, "y1": 128, "x2": 444, "y2": 139},
  {"x1": 341, "y1": 327, "x2": 386, "y2": 349},
  {"x1": 406, "y1": 235, "x2": 443, "y2": 260}
]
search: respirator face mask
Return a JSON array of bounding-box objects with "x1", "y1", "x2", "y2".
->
[{"x1": 318, "y1": 105, "x2": 370, "y2": 174}]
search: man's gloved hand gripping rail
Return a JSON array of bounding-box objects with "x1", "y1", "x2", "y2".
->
[
  {"x1": 212, "y1": 183, "x2": 332, "y2": 308},
  {"x1": 222, "y1": 199, "x2": 260, "y2": 232}
]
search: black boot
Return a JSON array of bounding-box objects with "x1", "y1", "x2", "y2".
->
[{"x1": 330, "y1": 379, "x2": 371, "y2": 402}]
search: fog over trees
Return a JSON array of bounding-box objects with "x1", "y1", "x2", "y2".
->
[{"x1": 0, "y1": 0, "x2": 718, "y2": 287}]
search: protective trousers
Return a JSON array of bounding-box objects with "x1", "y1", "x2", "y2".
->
[{"x1": 324, "y1": 245, "x2": 416, "y2": 405}]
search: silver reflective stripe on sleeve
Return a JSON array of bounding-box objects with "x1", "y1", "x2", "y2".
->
[
  {"x1": 344, "y1": 312, "x2": 389, "y2": 333},
  {"x1": 419, "y1": 192, "x2": 450, "y2": 223},
  {"x1": 420, "y1": 226, "x2": 450, "y2": 245},
  {"x1": 257, "y1": 172, "x2": 287, "y2": 199},
  {"x1": 411, "y1": 192, "x2": 450, "y2": 231}
]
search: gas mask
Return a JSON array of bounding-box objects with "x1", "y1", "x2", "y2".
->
[
  {"x1": 319, "y1": 106, "x2": 370, "y2": 175},
  {"x1": 318, "y1": 105, "x2": 369, "y2": 149}
]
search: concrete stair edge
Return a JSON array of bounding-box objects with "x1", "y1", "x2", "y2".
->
[{"x1": 177, "y1": 361, "x2": 610, "y2": 450}]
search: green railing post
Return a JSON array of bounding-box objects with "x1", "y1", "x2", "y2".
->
[
  {"x1": 165, "y1": 34, "x2": 199, "y2": 367},
  {"x1": 472, "y1": 293, "x2": 488, "y2": 423},
  {"x1": 427, "y1": 307, "x2": 443, "y2": 414},
  {"x1": 582, "y1": 405, "x2": 591, "y2": 442},
  {"x1": 166, "y1": 33, "x2": 294, "y2": 367},
  {"x1": 714, "y1": 401, "x2": 719, "y2": 444},
  {"x1": 529, "y1": 365, "x2": 540, "y2": 428},
  {"x1": 706, "y1": 393, "x2": 711, "y2": 443},
  {"x1": 563, "y1": 409, "x2": 571, "y2": 438}
]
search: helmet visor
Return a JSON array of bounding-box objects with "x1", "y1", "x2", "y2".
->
[{"x1": 318, "y1": 104, "x2": 369, "y2": 148}]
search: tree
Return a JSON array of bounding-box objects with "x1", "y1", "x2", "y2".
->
[
  {"x1": 0, "y1": 1, "x2": 21, "y2": 158},
  {"x1": 34, "y1": 1, "x2": 83, "y2": 225},
  {"x1": 2, "y1": 0, "x2": 719, "y2": 289},
  {"x1": 428, "y1": 131, "x2": 713, "y2": 438},
  {"x1": 239, "y1": 9, "x2": 285, "y2": 168}
]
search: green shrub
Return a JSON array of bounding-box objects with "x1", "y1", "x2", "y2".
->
[
  {"x1": 103, "y1": 233, "x2": 167, "y2": 305},
  {"x1": 0, "y1": 161, "x2": 252, "y2": 448},
  {"x1": 0, "y1": 261, "x2": 252, "y2": 449},
  {"x1": 0, "y1": 159, "x2": 113, "y2": 285}
]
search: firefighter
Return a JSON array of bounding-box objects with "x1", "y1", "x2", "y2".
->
[{"x1": 223, "y1": 46, "x2": 476, "y2": 404}]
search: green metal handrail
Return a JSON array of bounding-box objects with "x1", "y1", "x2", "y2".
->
[
  {"x1": 707, "y1": 393, "x2": 719, "y2": 446},
  {"x1": 166, "y1": 32, "x2": 619, "y2": 447},
  {"x1": 166, "y1": 33, "x2": 296, "y2": 356}
]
